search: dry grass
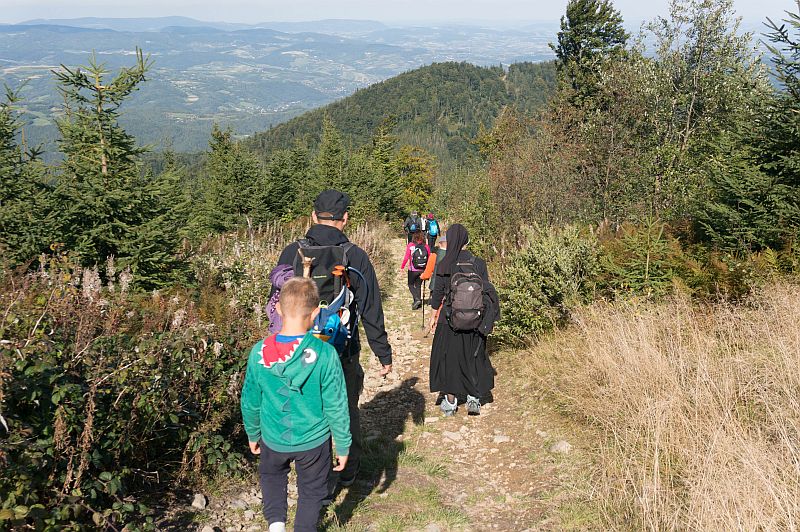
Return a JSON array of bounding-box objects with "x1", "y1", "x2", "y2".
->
[
  {"x1": 525, "y1": 283, "x2": 800, "y2": 531},
  {"x1": 192, "y1": 219, "x2": 394, "y2": 328},
  {"x1": 347, "y1": 219, "x2": 395, "y2": 298}
]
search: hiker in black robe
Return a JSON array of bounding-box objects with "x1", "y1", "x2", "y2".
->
[{"x1": 428, "y1": 224, "x2": 495, "y2": 416}]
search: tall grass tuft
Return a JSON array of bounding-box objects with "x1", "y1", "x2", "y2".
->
[
  {"x1": 348, "y1": 219, "x2": 395, "y2": 299},
  {"x1": 525, "y1": 283, "x2": 800, "y2": 530}
]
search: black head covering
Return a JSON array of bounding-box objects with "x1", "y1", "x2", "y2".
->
[
  {"x1": 439, "y1": 224, "x2": 469, "y2": 275},
  {"x1": 314, "y1": 189, "x2": 350, "y2": 220}
]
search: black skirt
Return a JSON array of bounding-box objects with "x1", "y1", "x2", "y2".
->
[{"x1": 429, "y1": 321, "x2": 495, "y2": 402}]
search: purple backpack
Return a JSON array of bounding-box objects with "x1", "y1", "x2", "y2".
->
[{"x1": 266, "y1": 264, "x2": 295, "y2": 335}]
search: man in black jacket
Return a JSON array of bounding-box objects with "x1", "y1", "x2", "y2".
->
[
  {"x1": 403, "y1": 211, "x2": 422, "y2": 243},
  {"x1": 274, "y1": 189, "x2": 393, "y2": 486}
]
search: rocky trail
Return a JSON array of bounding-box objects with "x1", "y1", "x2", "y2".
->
[{"x1": 172, "y1": 239, "x2": 598, "y2": 531}]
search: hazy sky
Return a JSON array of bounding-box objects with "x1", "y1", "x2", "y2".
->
[{"x1": 1, "y1": 0, "x2": 794, "y2": 26}]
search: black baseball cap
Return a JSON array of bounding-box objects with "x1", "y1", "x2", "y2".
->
[{"x1": 314, "y1": 189, "x2": 350, "y2": 220}]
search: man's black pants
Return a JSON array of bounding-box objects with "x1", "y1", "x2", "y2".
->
[{"x1": 340, "y1": 355, "x2": 364, "y2": 481}]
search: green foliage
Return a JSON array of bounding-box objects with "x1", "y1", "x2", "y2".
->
[
  {"x1": 190, "y1": 124, "x2": 271, "y2": 238},
  {"x1": 0, "y1": 85, "x2": 58, "y2": 265},
  {"x1": 264, "y1": 143, "x2": 311, "y2": 220},
  {"x1": 761, "y1": 7, "x2": 800, "y2": 236},
  {"x1": 315, "y1": 114, "x2": 346, "y2": 186},
  {"x1": 248, "y1": 117, "x2": 432, "y2": 226},
  {"x1": 245, "y1": 61, "x2": 557, "y2": 170},
  {"x1": 395, "y1": 145, "x2": 435, "y2": 214},
  {"x1": 630, "y1": 0, "x2": 769, "y2": 220},
  {"x1": 496, "y1": 225, "x2": 601, "y2": 344},
  {"x1": 52, "y1": 49, "x2": 185, "y2": 288},
  {"x1": 551, "y1": 0, "x2": 628, "y2": 100},
  {"x1": 696, "y1": 134, "x2": 796, "y2": 253},
  {"x1": 690, "y1": 7, "x2": 800, "y2": 254},
  {"x1": 598, "y1": 220, "x2": 683, "y2": 298},
  {"x1": 0, "y1": 253, "x2": 254, "y2": 530},
  {"x1": 434, "y1": 167, "x2": 499, "y2": 259},
  {"x1": 766, "y1": 7, "x2": 800, "y2": 101}
]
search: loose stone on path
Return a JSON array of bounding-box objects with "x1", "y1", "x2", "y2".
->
[
  {"x1": 191, "y1": 493, "x2": 207, "y2": 510},
  {"x1": 443, "y1": 430, "x2": 462, "y2": 442},
  {"x1": 550, "y1": 440, "x2": 573, "y2": 454}
]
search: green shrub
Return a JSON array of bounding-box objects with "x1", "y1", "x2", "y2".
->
[
  {"x1": 597, "y1": 220, "x2": 795, "y2": 301},
  {"x1": 0, "y1": 253, "x2": 255, "y2": 530},
  {"x1": 597, "y1": 219, "x2": 683, "y2": 299},
  {"x1": 496, "y1": 224, "x2": 600, "y2": 344}
]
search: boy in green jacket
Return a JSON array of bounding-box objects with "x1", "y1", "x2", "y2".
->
[{"x1": 240, "y1": 277, "x2": 350, "y2": 532}]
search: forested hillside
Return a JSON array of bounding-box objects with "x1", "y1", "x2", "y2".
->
[{"x1": 245, "y1": 61, "x2": 557, "y2": 167}]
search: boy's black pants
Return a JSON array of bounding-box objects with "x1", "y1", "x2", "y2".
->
[{"x1": 259, "y1": 439, "x2": 331, "y2": 532}]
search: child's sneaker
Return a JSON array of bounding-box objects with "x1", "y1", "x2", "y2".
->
[
  {"x1": 269, "y1": 522, "x2": 286, "y2": 532},
  {"x1": 466, "y1": 395, "x2": 481, "y2": 416},
  {"x1": 440, "y1": 395, "x2": 458, "y2": 416}
]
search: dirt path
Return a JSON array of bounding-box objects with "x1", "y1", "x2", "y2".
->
[{"x1": 184, "y1": 239, "x2": 598, "y2": 531}]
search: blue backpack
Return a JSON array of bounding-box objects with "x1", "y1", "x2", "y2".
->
[
  {"x1": 291, "y1": 240, "x2": 366, "y2": 355},
  {"x1": 428, "y1": 219, "x2": 439, "y2": 237}
]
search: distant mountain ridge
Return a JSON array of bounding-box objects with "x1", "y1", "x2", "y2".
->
[{"x1": 18, "y1": 17, "x2": 388, "y2": 35}]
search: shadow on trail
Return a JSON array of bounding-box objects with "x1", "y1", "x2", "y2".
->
[{"x1": 323, "y1": 377, "x2": 426, "y2": 528}]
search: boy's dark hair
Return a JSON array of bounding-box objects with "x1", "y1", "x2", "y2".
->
[{"x1": 279, "y1": 277, "x2": 319, "y2": 318}]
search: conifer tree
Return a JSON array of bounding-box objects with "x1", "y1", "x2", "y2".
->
[
  {"x1": 345, "y1": 151, "x2": 381, "y2": 222},
  {"x1": 264, "y1": 146, "x2": 302, "y2": 220},
  {"x1": 53, "y1": 49, "x2": 180, "y2": 286},
  {"x1": 368, "y1": 120, "x2": 402, "y2": 216},
  {"x1": 0, "y1": 86, "x2": 56, "y2": 264},
  {"x1": 763, "y1": 7, "x2": 800, "y2": 215},
  {"x1": 284, "y1": 143, "x2": 313, "y2": 217},
  {"x1": 551, "y1": 0, "x2": 628, "y2": 100},
  {"x1": 192, "y1": 124, "x2": 268, "y2": 235},
  {"x1": 315, "y1": 114, "x2": 345, "y2": 187},
  {"x1": 690, "y1": 6, "x2": 798, "y2": 253},
  {"x1": 696, "y1": 133, "x2": 793, "y2": 252}
]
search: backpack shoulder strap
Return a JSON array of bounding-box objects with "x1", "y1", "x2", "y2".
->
[
  {"x1": 340, "y1": 242, "x2": 354, "y2": 263},
  {"x1": 455, "y1": 258, "x2": 476, "y2": 272}
]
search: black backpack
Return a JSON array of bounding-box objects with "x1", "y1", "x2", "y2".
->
[
  {"x1": 291, "y1": 239, "x2": 363, "y2": 355},
  {"x1": 411, "y1": 243, "x2": 429, "y2": 270},
  {"x1": 293, "y1": 239, "x2": 354, "y2": 306},
  {"x1": 446, "y1": 259, "x2": 485, "y2": 332}
]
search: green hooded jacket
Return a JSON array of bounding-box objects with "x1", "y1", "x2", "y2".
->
[{"x1": 240, "y1": 333, "x2": 351, "y2": 455}]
